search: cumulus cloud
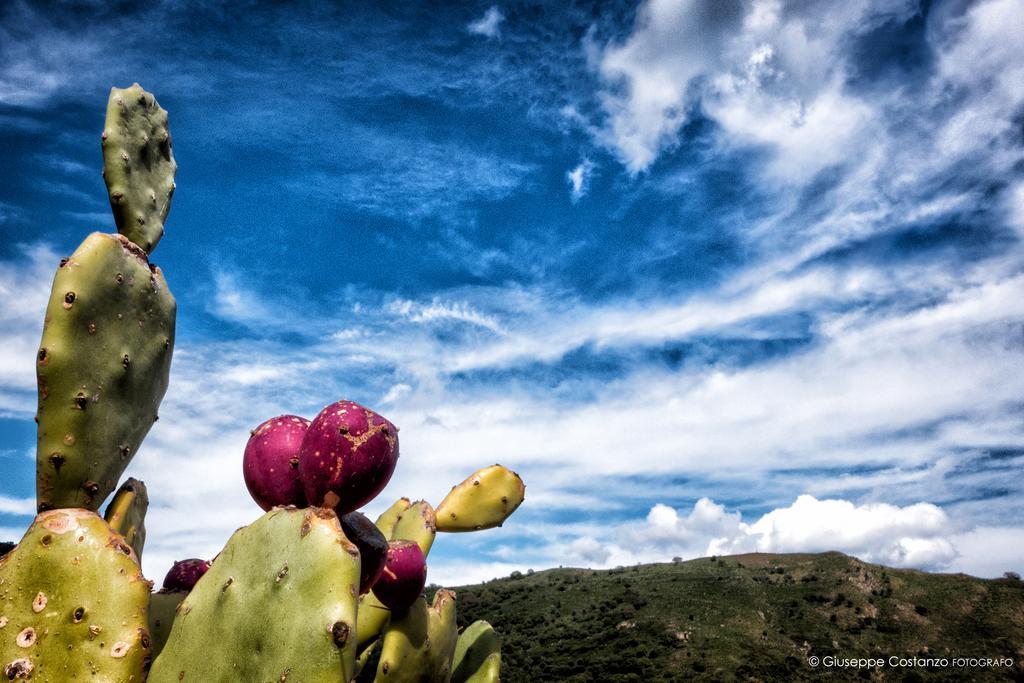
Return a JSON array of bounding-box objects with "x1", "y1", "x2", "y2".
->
[
  {"x1": 585, "y1": 495, "x2": 959, "y2": 571},
  {"x1": 468, "y1": 6, "x2": 504, "y2": 39}
]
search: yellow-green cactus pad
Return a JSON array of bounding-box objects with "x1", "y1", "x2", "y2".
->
[
  {"x1": 375, "y1": 497, "x2": 412, "y2": 537},
  {"x1": 36, "y1": 232, "x2": 175, "y2": 511},
  {"x1": 102, "y1": 83, "x2": 177, "y2": 253},
  {"x1": 451, "y1": 621, "x2": 501, "y2": 683},
  {"x1": 0, "y1": 509, "x2": 152, "y2": 682},
  {"x1": 104, "y1": 477, "x2": 148, "y2": 560},
  {"x1": 435, "y1": 465, "x2": 525, "y2": 532},
  {"x1": 357, "y1": 592, "x2": 392, "y2": 654},
  {"x1": 374, "y1": 589, "x2": 458, "y2": 683},
  {"x1": 149, "y1": 507, "x2": 361, "y2": 683},
  {"x1": 390, "y1": 500, "x2": 436, "y2": 557}
]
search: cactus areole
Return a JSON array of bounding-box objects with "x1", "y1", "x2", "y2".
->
[
  {"x1": 298, "y1": 400, "x2": 399, "y2": 514},
  {"x1": 243, "y1": 414, "x2": 310, "y2": 510},
  {"x1": 371, "y1": 540, "x2": 427, "y2": 614}
]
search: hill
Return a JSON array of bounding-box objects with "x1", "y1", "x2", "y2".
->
[{"x1": 438, "y1": 552, "x2": 1024, "y2": 682}]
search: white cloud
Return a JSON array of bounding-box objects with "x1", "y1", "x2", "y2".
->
[
  {"x1": 0, "y1": 243, "x2": 60, "y2": 412},
  {"x1": 468, "y1": 6, "x2": 504, "y2": 39},
  {"x1": 0, "y1": 495, "x2": 34, "y2": 516},
  {"x1": 591, "y1": 0, "x2": 1024, "y2": 194},
  {"x1": 566, "y1": 159, "x2": 595, "y2": 201},
  {"x1": 559, "y1": 495, "x2": 961, "y2": 573},
  {"x1": 386, "y1": 297, "x2": 503, "y2": 333}
]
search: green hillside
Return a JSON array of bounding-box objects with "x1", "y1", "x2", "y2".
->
[{"x1": 440, "y1": 553, "x2": 1024, "y2": 682}]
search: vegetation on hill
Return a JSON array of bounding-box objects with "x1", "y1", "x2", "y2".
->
[{"x1": 436, "y1": 552, "x2": 1024, "y2": 682}]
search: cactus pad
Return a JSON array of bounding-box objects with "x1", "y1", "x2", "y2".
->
[
  {"x1": 102, "y1": 84, "x2": 177, "y2": 253},
  {"x1": 149, "y1": 507, "x2": 361, "y2": 683},
  {"x1": 0, "y1": 509, "x2": 152, "y2": 682},
  {"x1": 390, "y1": 500, "x2": 436, "y2": 556},
  {"x1": 376, "y1": 497, "x2": 413, "y2": 537},
  {"x1": 436, "y1": 465, "x2": 525, "y2": 532},
  {"x1": 147, "y1": 590, "x2": 184, "y2": 660},
  {"x1": 451, "y1": 621, "x2": 501, "y2": 683},
  {"x1": 103, "y1": 477, "x2": 148, "y2": 559},
  {"x1": 374, "y1": 590, "x2": 458, "y2": 682},
  {"x1": 36, "y1": 232, "x2": 175, "y2": 511}
]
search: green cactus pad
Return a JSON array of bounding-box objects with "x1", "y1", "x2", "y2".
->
[
  {"x1": 451, "y1": 621, "x2": 501, "y2": 683},
  {"x1": 35, "y1": 232, "x2": 175, "y2": 512},
  {"x1": 149, "y1": 507, "x2": 361, "y2": 683},
  {"x1": 435, "y1": 465, "x2": 525, "y2": 532},
  {"x1": 102, "y1": 84, "x2": 177, "y2": 253},
  {"x1": 374, "y1": 589, "x2": 458, "y2": 683},
  {"x1": 390, "y1": 500, "x2": 436, "y2": 556},
  {"x1": 375, "y1": 497, "x2": 412, "y2": 537},
  {"x1": 0, "y1": 509, "x2": 152, "y2": 682},
  {"x1": 357, "y1": 592, "x2": 392, "y2": 654},
  {"x1": 104, "y1": 477, "x2": 148, "y2": 560},
  {"x1": 147, "y1": 590, "x2": 184, "y2": 660}
]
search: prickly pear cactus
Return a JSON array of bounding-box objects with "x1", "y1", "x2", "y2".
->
[
  {"x1": 0, "y1": 509, "x2": 152, "y2": 682},
  {"x1": 149, "y1": 507, "x2": 361, "y2": 683},
  {"x1": 436, "y1": 465, "x2": 525, "y2": 532},
  {"x1": 147, "y1": 590, "x2": 184, "y2": 660},
  {"x1": 390, "y1": 500, "x2": 436, "y2": 556},
  {"x1": 451, "y1": 621, "x2": 501, "y2": 683},
  {"x1": 36, "y1": 232, "x2": 175, "y2": 511},
  {"x1": 102, "y1": 84, "x2": 177, "y2": 253},
  {"x1": 104, "y1": 477, "x2": 148, "y2": 559},
  {"x1": 376, "y1": 497, "x2": 413, "y2": 537},
  {"x1": 374, "y1": 590, "x2": 458, "y2": 683}
]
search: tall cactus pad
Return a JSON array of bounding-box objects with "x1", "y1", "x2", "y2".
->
[
  {"x1": 104, "y1": 477, "x2": 148, "y2": 559},
  {"x1": 451, "y1": 621, "x2": 501, "y2": 683},
  {"x1": 436, "y1": 465, "x2": 525, "y2": 532},
  {"x1": 149, "y1": 507, "x2": 361, "y2": 683},
  {"x1": 147, "y1": 590, "x2": 184, "y2": 660},
  {"x1": 36, "y1": 232, "x2": 175, "y2": 511},
  {"x1": 390, "y1": 500, "x2": 436, "y2": 557},
  {"x1": 0, "y1": 509, "x2": 151, "y2": 682},
  {"x1": 102, "y1": 83, "x2": 176, "y2": 253},
  {"x1": 374, "y1": 590, "x2": 458, "y2": 683}
]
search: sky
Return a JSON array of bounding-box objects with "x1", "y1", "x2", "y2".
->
[{"x1": 1, "y1": 0, "x2": 1023, "y2": 586}]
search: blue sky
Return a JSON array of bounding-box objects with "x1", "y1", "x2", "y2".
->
[{"x1": 1, "y1": 0, "x2": 1023, "y2": 584}]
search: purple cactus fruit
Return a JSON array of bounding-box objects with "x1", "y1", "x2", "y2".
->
[
  {"x1": 298, "y1": 400, "x2": 399, "y2": 513},
  {"x1": 339, "y1": 511, "x2": 388, "y2": 594},
  {"x1": 162, "y1": 558, "x2": 211, "y2": 592},
  {"x1": 243, "y1": 414, "x2": 310, "y2": 511},
  {"x1": 371, "y1": 540, "x2": 427, "y2": 613}
]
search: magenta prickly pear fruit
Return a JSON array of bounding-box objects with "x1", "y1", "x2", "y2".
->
[
  {"x1": 243, "y1": 414, "x2": 310, "y2": 510},
  {"x1": 340, "y1": 511, "x2": 389, "y2": 594},
  {"x1": 371, "y1": 539, "x2": 427, "y2": 614},
  {"x1": 299, "y1": 400, "x2": 399, "y2": 513},
  {"x1": 162, "y1": 558, "x2": 211, "y2": 591}
]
